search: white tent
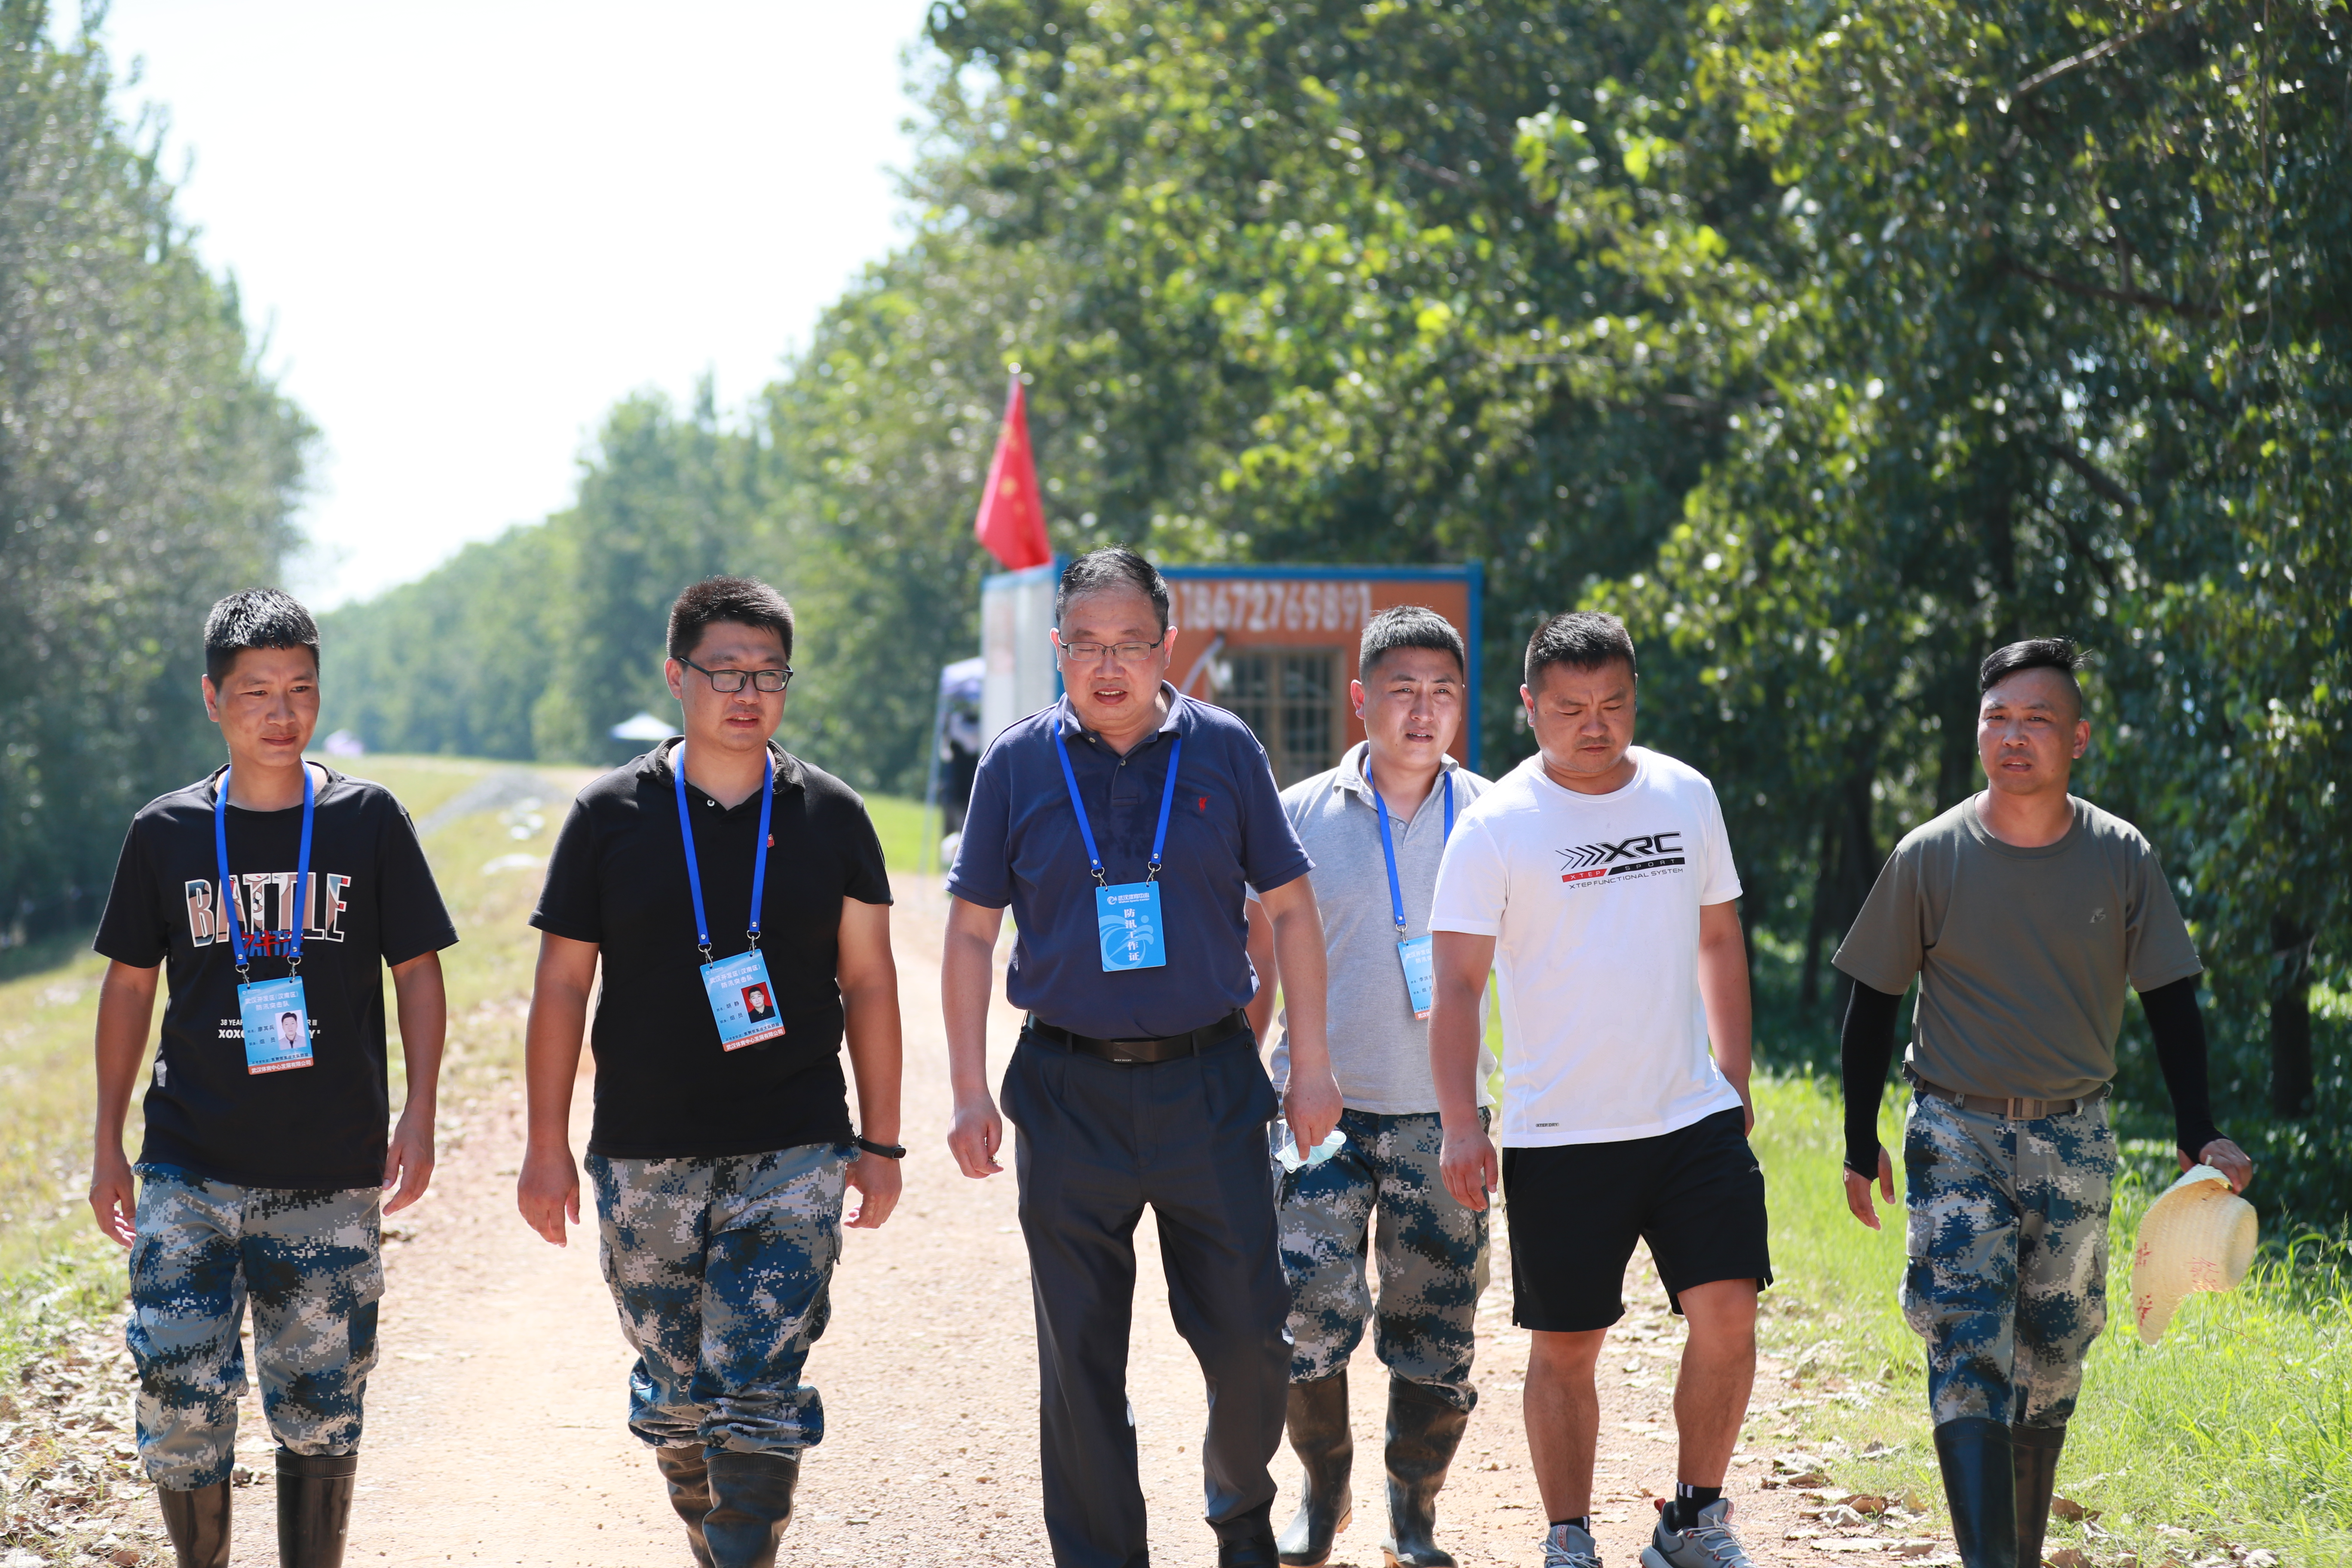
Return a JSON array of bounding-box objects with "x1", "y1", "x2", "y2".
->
[{"x1": 609, "y1": 712, "x2": 674, "y2": 742}]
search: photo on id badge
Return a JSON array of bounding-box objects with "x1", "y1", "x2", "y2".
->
[
  {"x1": 702, "y1": 949, "x2": 788, "y2": 1050},
  {"x1": 239, "y1": 976, "x2": 313, "y2": 1075}
]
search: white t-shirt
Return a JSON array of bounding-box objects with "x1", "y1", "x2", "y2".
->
[{"x1": 1429, "y1": 746, "x2": 1745, "y2": 1147}]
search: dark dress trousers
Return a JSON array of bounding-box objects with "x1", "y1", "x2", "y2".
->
[{"x1": 949, "y1": 687, "x2": 1313, "y2": 1568}]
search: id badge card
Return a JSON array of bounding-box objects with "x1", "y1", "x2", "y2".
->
[
  {"x1": 1397, "y1": 934, "x2": 1437, "y2": 1020},
  {"x1": 239, "y1": 976, "x2": 314, "y2": 1075},
  {"x1": 701, "y1": 949, "x2": 789, "y2": 1051},
  {"x1": 1096, "y1": 881, "x2": 1167, "y2": 971}
]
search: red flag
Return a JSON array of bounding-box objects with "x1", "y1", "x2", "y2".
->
[{"x1": 973, "y1": 379, "x2": 1052, "y2": 570}]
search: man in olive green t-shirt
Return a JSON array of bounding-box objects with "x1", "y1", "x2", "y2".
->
[{"x1": 1833, "y1": 638, "x2": 2252, "y2": 1568}]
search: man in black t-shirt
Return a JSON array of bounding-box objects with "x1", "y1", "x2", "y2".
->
[
  {"x1": 89, "y1": 589, "x2": 456, "y2": 1568},
  {"x1": 518, "y1": 576, "x2": 905, "y2": 1568}
]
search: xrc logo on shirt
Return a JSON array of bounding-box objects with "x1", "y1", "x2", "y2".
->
[{"x1": 1557, "y1": 831, "x2": 1686, "y2": 885}]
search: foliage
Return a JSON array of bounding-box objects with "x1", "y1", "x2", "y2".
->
[
  {"x1": 315, "y1": 1, "x2": 2347, "y2": 1211},
  {"x1": 0, "y1": 3, "x2": 313, "y2": 938}
]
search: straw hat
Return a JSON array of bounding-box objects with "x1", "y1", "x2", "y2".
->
[{"x1": 2131, "y1": 1164, "x2": 2257, "y2": 1346}]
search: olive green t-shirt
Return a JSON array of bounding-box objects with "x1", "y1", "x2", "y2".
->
[{"x1": 1833, "y1": 794, "x2": 2202, "y2": 1101}]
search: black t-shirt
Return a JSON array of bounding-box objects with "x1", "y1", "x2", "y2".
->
[
  {"x1": 93, "y1": 765, "x2": 459, "y2": 1190},
  {"x1": 530, "y1": 740, "x2": 893, "y2": 1159}
]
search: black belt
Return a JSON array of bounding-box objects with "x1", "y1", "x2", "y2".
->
[
  {"x1": 1914, "y1": 1077, "x2": 2101, "y2": 1121},
  {"x1": 1025, "y1": 1009, "x2": 1252, "y2": 1065}
]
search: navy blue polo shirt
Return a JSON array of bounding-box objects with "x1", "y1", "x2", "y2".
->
[{"x1": 949, "y1": 684, "x2": 1312, "y2": 1040}]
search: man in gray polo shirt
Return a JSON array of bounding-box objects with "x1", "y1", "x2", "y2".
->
[{"x1": 1246, "y1": 606, "x2": 1493, "y2": 1568}]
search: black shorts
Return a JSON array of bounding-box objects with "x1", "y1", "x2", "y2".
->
[{"x1": 1501, "y1": 1106, "x2": 1772, "y2": 1332}]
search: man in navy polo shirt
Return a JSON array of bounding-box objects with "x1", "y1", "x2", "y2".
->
[{"x1": 945, "y1": 548, "x2": 1342, "y2": 1568}]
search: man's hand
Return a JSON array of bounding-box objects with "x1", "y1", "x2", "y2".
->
[
  {"x1": 516, "y1": 1140, "x2": 580, "y2": 1246},
  {"x1": 845, "y1": 1151, "x2": 902, "y2": 1228},
  {"x1": 1438, "y1": 1114, "x2": 1499, "y2": 1212},
  {"x1": 1844, "y1": 1145, "x2": 1896, "y2": 1230},
  {"x1": 89, "y1": 1144, "x2": 138, "y2": 1249},
  {"x1": 1282, "y1": 1069, "x2": 1342, "y2": 1156},
  {"x1": 2185, "y1": 1136, "x2": 2254, "y2": 1194},
  {"x1": 381, "y1": 1104, "x2": 436, "y2": 1216},
  {"x1": 948, "y1": 1092, "x2": 1004, "y2": 1179}
]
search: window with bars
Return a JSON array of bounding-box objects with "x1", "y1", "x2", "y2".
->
[{"x1": 1219, "y1": 650, "x2": 1341, "y2": 787}]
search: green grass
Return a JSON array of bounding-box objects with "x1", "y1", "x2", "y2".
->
[
  {"x1": 864, "y1": 793, "x2": 930, "y2": 874},
  {"x1": 1746, "y1": 1072, "x2": 2352, "y2": 1565}
]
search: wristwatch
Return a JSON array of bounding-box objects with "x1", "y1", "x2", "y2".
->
[{"x1": 852, "y1": 1134, "x2": 907, "y2": 1160}]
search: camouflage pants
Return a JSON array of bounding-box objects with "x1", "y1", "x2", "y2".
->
[
  {"x1": 1900, "y1": 1090, "x2": 2116, "y2": 1428},
  {"x1": 587, "y1": 1142, "x2": 848, "y2": 1456},
  {"x1": 1274, "y1": 1109, "x2": 1489, "y2": 1408},
  {"x1": 126, "y1": 1168, "x2": 382, "y2": 1491}
]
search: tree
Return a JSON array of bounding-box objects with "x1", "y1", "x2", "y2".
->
[{"x1": 0, "y1": 5, "x2": 312, "y2": 939}]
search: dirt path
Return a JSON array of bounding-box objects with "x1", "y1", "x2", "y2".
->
[{"x1": 149, "y1": 875, "x2": 1938, "y2": 1568}]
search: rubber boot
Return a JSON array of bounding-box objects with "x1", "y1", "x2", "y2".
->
[
  {"x1": 2012, "y1": 1424, "x2": 2066, "y2": 1568},
  {"x1": 1277, "y1": 1371, "x2": 1354, "y2": 1567},
  {"x1": 156, "y1": 1479, "x2": 231, "y2": 1568},
  {"x1": 1932, "y1": 1418, "x2": 2018, "y2": 1568},
  {"x1": 655, "y1": 1444, "x2": 717, "y2": 1568},
  {"x1": 274, "y1": 1449, "x2": 357, "y2": 1568},
  {"x1": 1215, "y1": 1500, "x2": 1283, "y2": 1568},
  {"x1": 703, "y1": 1449, "x2": 798, "y2": 1568},
  {"x1": 1381, "y1": 1376, "x2": 1470, "y2": 1568}
]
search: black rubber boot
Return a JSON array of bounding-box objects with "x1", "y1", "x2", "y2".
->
[
  {"x1": 1215, "y1": 1500, "x2": 1282, "y2": 1568},
  {"x1": 703, "y1": 1449, "x2": 798, "y2": 1568},
  {"x1": 1278, "y1": 1372, "x2": 1354, "y2": 1567},
  {"x1": 274, "y1": 1449, "x2": 357, "y2": 1568},
  {"x1": 1381, "y1": 1376, "x2": 1470, "y2": 1568},
  {"x1": 2012, "y1": 1424, "x2": 2066, "y2": 1568},
  {"x1": 156, "y1": 1479, "x2": 231, "y2": 1568},
  {"x1": 655, "y1": 1444, "x2": 717, "y2": 1568},
  {"x1": 1932, "y1": 1418, "x2": 2018, "y2": 1568}
]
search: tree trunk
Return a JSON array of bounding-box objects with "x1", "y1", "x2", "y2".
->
[
  {"x1": 1802, "y1": 767, "x2": 1880, "y2": 1017},
  {"x1": 1800, "y1": 813, "x2": 1835, "y2": 1011},
  {"x1": 2270, "y1": 918, "x2": 2314, "y2": 1118}
]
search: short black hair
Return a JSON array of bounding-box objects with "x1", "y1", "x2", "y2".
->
[
  {"x1": 667, "y1": 576, "x2": 795, "y2": 663},
  {"x1": 1979, "y1": 637, "x2": 2086, "y2": 714},
  {"x1": 1057, "y1": 547, "x2": 1170, "y2": 632},
  {"x1": 204, "y1": 588, "x2": 320, "y2": 687},
  {"x1": 1523, "y1": 610, "x2": 1636, "y2": 689},
  {"x1": 1359, "y1": 604, "x2": 1466, "y2": 681}
]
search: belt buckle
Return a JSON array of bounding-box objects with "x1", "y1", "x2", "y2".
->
[{"x1": 1104, "y1": 1038, "x2": 1151, "y2": 1064}]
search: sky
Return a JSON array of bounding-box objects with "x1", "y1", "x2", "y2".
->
[{"x1": 98, "y1": 2, "x2": 937, "y2": 607}]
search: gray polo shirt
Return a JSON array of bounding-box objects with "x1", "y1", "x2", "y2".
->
[{"x1": 1261, "y1": 743, "x2": 1495, "y2": 1114}]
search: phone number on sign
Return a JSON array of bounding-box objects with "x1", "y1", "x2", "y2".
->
[{"x1": 1175, "y1": 580, "x2": 1375, "y2": 636}]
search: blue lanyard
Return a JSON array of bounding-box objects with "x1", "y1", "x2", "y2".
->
[
  {"x1": 672, "y1": 743, "x2": 775, "y2": 962},
  {"x1": 1365, "y1": 755, "x2": 1453, "y2": 938},
  {"x1": 213, "y1": 764, "x2": 315, "y2": 981},
  {"x1": 1053, "y1": 719, "x2": 1183, "y2": 888}
]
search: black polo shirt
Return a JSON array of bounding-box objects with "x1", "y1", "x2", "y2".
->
[
  {"x1": 532, "y1": 739, "x2": 892, "y2": 1159},
  {"x1": 948, "y1": 685, "x2": 1312, "y2": 1040}
]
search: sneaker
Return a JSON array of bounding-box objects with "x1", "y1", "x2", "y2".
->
[
  {"x1": 1639, "y1": 1498, "x2": 1755, "y2": 1568},
  {"x1": 1542, "y1": 1521, "x2": 1602, "y2": 1568}
]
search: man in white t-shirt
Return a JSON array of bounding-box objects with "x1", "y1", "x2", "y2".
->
[{"x1": 1428, "y1": 612, "x2": 1767, "y2": 1568}]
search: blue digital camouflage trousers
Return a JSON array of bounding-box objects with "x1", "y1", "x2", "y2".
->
[
  {"x1": 1274, "y1": 1109, "x2": 1489, "y2": 1409},
  {"x1": 126, "y1": 1168, "x2": 383, "y2": 1491},
  {"x1": 1901, "y1": 1090, "x2": 2116, "y2": 1428},
  {"x1": 587, "y1": 1142, "x2": 848, "y2": 1456}
]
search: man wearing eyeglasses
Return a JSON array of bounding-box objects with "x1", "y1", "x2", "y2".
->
[
  {"x1": 945, "y1": 547, "x2": 1341, "y2": 1568},
  {"x1": 519, "y1": 575, "x2": 906, "y2": 1568}
]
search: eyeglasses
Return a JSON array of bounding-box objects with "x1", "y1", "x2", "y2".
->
[
  {"x1": 1055, "y1": 634, "x2": 1167, "y2": 665},
  {"x1": 680, "y1": 657, "x2": 793, "y2": 693}
]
